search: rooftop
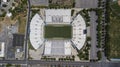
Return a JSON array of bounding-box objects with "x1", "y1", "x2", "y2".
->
[
  {"x1": 12, "y1": 34, "x2": 24, "y2": 47},
  {"x1": 0, "y1": 42, "x2": 5, "y2": 57}
]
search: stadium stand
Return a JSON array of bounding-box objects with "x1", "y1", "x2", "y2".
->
[
  {"x1": 30, "y1": 14, "x2": 45, "y2": 49},
  {"x1": 72, "y1": 14, "x2": 86, "y2": 50}
]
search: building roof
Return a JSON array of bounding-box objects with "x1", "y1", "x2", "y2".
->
[
  {"x1": 45, "y1": 9, "x2": 71, "y2": 24},
  {"x1": 0, "y1": 42, "x2": 5, "y2": 57},
  {"x1": 13, "y1": 34, "x2": 24, "y2": 47},
  {"x1": 72, "y1": 14, "x2": 86, "y2": 50},
  {"x1": 30, "y1": 14, "x2": 44, "y2": 49},
  {"x1": 3, "y1": 0, "x2": 7, "y2": 2},
  {"x1": 6, "y1": 12, "x2": 12, "y2": 17}
]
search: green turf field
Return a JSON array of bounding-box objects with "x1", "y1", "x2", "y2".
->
[{"x1": 44, "y1": 25, "x2": 72, "y2": 39}]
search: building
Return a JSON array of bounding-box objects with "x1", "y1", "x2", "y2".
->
[
  {"x1": 29, "y1": 9, "x2": 86, "y2": 56},
  {"x1": 0, "y1": 42, "x2": 5, "y2": 57},
  {"x1": 3, "y1": 0, "x2": 7, "y2": 2},
  {"x1": 12, "y1": 34, "x2": 24, "y2": 52},
  {"x1": 12, "y1": 34, "x2": 24, "y2": 47}
]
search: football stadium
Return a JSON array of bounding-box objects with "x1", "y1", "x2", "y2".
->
[{"x1": 29, "y1": 9, "x2": 86, "y2": 56}]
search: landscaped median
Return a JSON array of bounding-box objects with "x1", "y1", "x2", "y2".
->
[
  {"x1": 41, "y1": 56, "x2": 56, "y2": 61},
  {"x1": 97, "y1": 51, "x2": 102, "y2": 60},
  {"x1": 78, "y1": 37, "x2": 91, "y2": 60},
  {"x1": 95, "y1": 8, "x2": 103, "y2": 48},
  {"x1": 77, "y1": 42, "x2": 90, "y2": 60}
]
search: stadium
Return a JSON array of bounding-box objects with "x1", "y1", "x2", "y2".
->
[{"x1": 29, "y1": 9, "x2": 86, "y2": 56}]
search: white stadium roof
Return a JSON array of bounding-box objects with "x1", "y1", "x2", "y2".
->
[
  {"x1": 44, "y1": 40, "x2": 71, "y2": 55},
  {"x1": 45, "y1": 9, "x2": 71, "y2": 24},
  {"x1": 30, "y1": 14, "x2": 44, "y2": 49},
  {"x1": 3, "y1": 0, "x2": 7, "y2": 2},
  {"x1": 72, "y1": 14, "x2": 86, "y2": 50},
  {"x1": 0, "y1": 42, "x2": 5, "y2": 57}
]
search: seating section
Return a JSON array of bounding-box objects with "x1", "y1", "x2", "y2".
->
[
  {"x1": 44, "y1": 40, "x2": 71, "y2": 55},
  {"x1": 45, "y1": 9, "x2": 71, "y2": 24},
  {"x1": 30, "y1": 14, "x2": 44, "y2": 49},
  {"x1": 72, "y1": 14, "x2": 86, "y2": 50}
]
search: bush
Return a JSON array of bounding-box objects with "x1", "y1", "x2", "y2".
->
[
  {"x1": 97, "y1": 51, "x2": 102, "y2": 60},
  {"x1": 71, "y1": 9, "x2": 75, "y2": 16},
  {"x1": 6, "y1": 64, "x2": 12, "y2": 67},
  {"x1": 0, "y1": 12, "x2": 6, "y2": 17},
  {"x1": 104, "y1": 0, "x2": 111, "y2": 59}
]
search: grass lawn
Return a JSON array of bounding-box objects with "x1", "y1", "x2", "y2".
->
[
  {"x1": 44, "y1": 25, "x2": 72, "y2": 39},
  {"x1": 28, "y1": 39, "x2": 35, "y2": 50},
  {"x1": 108, "y1": 12, "x2": 120, "y2": 58},
  {"x1": 18, "y1": 16, "x2": 26, "y2": 34}
]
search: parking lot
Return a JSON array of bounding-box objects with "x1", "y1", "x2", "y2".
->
[
  {"x1": 30, "y1": 0, "x2": 49, "y2": 6},
  {"x1": 89, "y1": 11, "x2": 98, "y2": 60},
  {"x1": 75, "y1": 0, "x2": 98, "y2": 8}
]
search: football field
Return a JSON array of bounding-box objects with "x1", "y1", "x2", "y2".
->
[{"x1": 44, "y1": 25, "x2": 72, "y2": 39}]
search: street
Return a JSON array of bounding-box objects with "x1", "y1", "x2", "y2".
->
[
  {"x1": 24, "y1": 0, "x2": 31, "y2": 60},
  {"x1": 0, "y1": 60, "x2": 120, "y2": 67}
]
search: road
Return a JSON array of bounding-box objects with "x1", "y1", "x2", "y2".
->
[
  {"x1": 0, "y1": 60, "x2": 120, "y2": 67},
  {"x1": 24, "y1": 0, "x2": 31, "y2": 60}
]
